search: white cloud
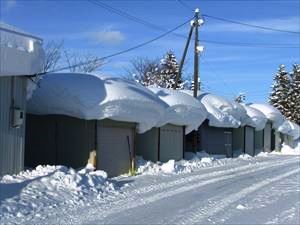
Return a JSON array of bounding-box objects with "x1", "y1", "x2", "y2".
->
[
  {"x1": 89, "y1": 29, "x2": 125, "y2": 45},
  {"x1": 203, "y1": 16, "x2": 300, "y2": 33}
]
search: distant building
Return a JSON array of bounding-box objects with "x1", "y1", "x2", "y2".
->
[{"x1": 0, "y1": 23, "x2": 44, "y2": 176}]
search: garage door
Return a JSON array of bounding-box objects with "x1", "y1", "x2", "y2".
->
[
  {"x1": 159, "y1": 124, "x2": 183, "y2": 162},
  {"x1": 254, "y1": 130, "x2": 263, "y2": 155},
  {"x1": 97, "y1": 126, "x2": 133, "y2": 177},
  {"x1": 264, "y1": 123, "x2": 272, "y2": 152},
  {"x1": 224, "y1": 131, "x2": 233, "y2": 158},
  {"x1": 245, "y1": 126, "x2": 255, "y2": 156}
]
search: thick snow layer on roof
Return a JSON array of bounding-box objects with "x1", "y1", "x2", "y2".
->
[
  {"x1": 278, "y1": 120, "x2": 300, "y2": 140},
  {"x1": 249, "y1": 103, "x2": 284, "y2": 129},
  {"x1": 148, "y1": 88, "x2": 207, "y2": 134},
  {"x1": 242, "y1": 105, "x2": 268, "y2": 130},
  {"x1": 198, "y1": 93, "x2": 243, "y2": 128},
  {"x1": 0, "y1": 23, "x2": 44, "y2": 76},
  {"x1": 27, "y1": 73, "x2": 168, "y2": 133}
]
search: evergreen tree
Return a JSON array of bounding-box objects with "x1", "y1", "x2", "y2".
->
[
  {"x1": 288, "y1": 64, "x2": 300, "y2": 124},
  {"x1": 159, "y1": 50, "x2": 184, "y2": 90},
  {"x1": 269, "y1": 65, "x2": 291, "y2": 118}
]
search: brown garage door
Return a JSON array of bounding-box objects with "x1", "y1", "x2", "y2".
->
[{"x1": 97, "y1": 126, "x2": 133, "y2": 177}]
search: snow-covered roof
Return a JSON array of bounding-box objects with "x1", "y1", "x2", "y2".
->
[
  {"x1": 27, "y1": 73, "x2": 168, "y2": 133},
  {"x1": 148, "y1": 87, "x2": 208, "y2": 134},
  {"x1": 242, "y1": 105, "x2": 268, "y2": 130},
  {"x1": 0, "y1": 22, "x2": 45, "y2": 76},
  {"x1": 197, "y1": 93, "x2": 243, "y2": 128},
  {"x1": 249, "y1": 103, "x2": 285, "y2": 129},
  {"x1": 278, "y1": 120, "x2": 300, "y2": 140},
  {"x1": 181, "y1": 90, "x2": 242, "y2": 128}
]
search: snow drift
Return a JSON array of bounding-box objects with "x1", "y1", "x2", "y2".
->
[
  {"x1": 0, "y1": 164, "x2": 114, "y2": 220},
  {"x1": 27, "y1": 73, "x2": 168, "y2": 133},
  {"x1": 148, "y1": 87, "x2": 207, "y2": 134},
  {"x1": 249, "y1": 103, "x2": 285, "y2": 129},
  {"x1": 242, "y1": 105, "x2": 268, "y2": 130}
]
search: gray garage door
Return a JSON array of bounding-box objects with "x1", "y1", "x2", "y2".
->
[
  {"x1": 159, "y1": 124, "x2": 183, "y2": 162},
  {"x1": 245, "y1": 126, "x2": 255, "y2": 156},
  {"x1": 224, "y1": 131, "x2": 233, "y2": 158},
  {"x1": 97, "y1": 126, "x2": 133, "y2": 177},
  {"x1": 264, "y1": 123, "x2": 272, "y2": 152},
  {"x1": 255, "y1": 130, "x2": 264, "y2": 155}
]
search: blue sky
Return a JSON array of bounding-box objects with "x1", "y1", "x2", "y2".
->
[{"x1": 1, "y1": 0, "x2": 299, "y2": 103}]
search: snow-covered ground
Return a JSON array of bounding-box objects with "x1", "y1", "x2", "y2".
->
[{"x1": 1, "y1": 150, "x2": 300, "y2": 224}]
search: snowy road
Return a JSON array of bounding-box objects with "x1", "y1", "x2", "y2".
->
[{"x1": 2, "y1": 155, "x2": 300, "y2": 224}]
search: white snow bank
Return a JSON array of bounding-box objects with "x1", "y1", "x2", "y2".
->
[
  {"x1": 278, "y1": 120, "x2": 300, "y2": 140},
  {"x1": 249, "y1": 103, "x2": 284, "y2": 129},
  {"x1": 242, "y1": 105, "x2": 268, "y2": 130},
  {"x1": 280, "y1": 142, "x2": 300, "y2": 155},
  {"x1": 136, "y1": 152, "x2": 230, "y2": 175},
  {"x1": 0, "y1": 164, "x2": 115, "y2": 220},
  {"x1": 198, "y1": 93, "x2": 243, "y2": 128},
  {"x1": 148, "y1": 87, "x2": 207, "y2": 134},
  {"x1": 0, "y1": 22, "x2": 44, "y2": 76},
  {"x1": 27, "y1": 73, "x2": 168, "y2": 133}
]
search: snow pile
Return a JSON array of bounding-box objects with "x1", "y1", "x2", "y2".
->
[
  {"x1": 249, "y1": 103, "x2": 285, "y2": 129},
  {"x1": 198, "y1": 93, "x2": 243, "y2": 128},
  {"x1": 136, "y1": 153, "x2": 231, "y2": 175},
  {"x1": 242, "y1": 105, "x2": 268, "y2": 130},
  {"x1": 0, "y1": 22, "x2": 44, "y2": 76},
  {"x1": 0, "y1": 164, "x2": 115, "y2": 220},
  {"x1": 27, "y1": 73, "x2": 169, "y2": 133},
  {"x1": 278, "y1": 142, "x2": 300, "y2": 155},
  {"x1": 148, "y1": 87, "x2": 207, "y2": 134},
  {"x1": 278, "y1": 120, "x2": 300, "y2": 140}
]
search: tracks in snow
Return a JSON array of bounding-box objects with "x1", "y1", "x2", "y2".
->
[
  {"x1": 164, "y1": 165, "x2": 300, "y2": 224},
  {"x1": 81, "y1": 157, "x2": 299, "y2": 224}
]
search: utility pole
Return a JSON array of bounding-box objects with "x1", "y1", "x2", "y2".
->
[
  {"x1": 174, "y1": 8, "x2": 204, "y2": 153},
  {"x1": 193, "y1": 8, "x2": 199, "y2": 98}
]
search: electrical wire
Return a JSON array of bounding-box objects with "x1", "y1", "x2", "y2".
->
[
  {"x1": 202, "y1": 14, "x2": 300, "y2": 35},
  {"x1": 47, "y1": 17, "x2": 192, "y2": 73},
  {"x1": 89, "y1": 0, "x2": 299, "y2": 48}
]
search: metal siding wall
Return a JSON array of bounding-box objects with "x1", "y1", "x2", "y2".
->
[
  {"x1": 245, "y1": 126, "x2": 255, "y2": 156},
  {"x1": 201, "y1": 123, "x2": 230, "y2": 156},
  {"x1": 0, "y1": 76, "x2": 26, "y2": 175},
  {"x1": 25, "y1": 114, "x2": 96, "y2": 169},
  {"x1": 232, "y1": 127, "x2": 244, "y2": 155},
  {"x1": 264, "y1": 123, "x2": 272, "y2": 152},
  {"x1": 136, "y1": 128, "x2": 159, "y2": 162},
  {"x1": 254, "y1": 130, "x2": 264, "y2": 154}
]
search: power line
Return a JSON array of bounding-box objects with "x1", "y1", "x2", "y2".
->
[
  {"x1": 202, "y1": 14, "x2": 300, "y2": 35},
  {"x1": 89, "y1": 0, "x2": 299, "y2": 48},
  {"x1": 48, "y1": 18, "x2": 192, "y2": 73}
]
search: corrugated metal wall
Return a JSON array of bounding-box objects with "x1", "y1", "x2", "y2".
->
[
  {"x1": 254, "y1": 130, "x2": 264, "y2": 155},
  {"x1": 0, "y1": 76, "x2": 27, "y2": 176},
  {"x1": 263, "y1": 122, "x2": 272, "y2": 152},
  {"x1": 136, "y1": 128, "x2": 159, "y2": 162},
  {"x1": 194, "y1": 120, "x2": 233, "y2": 157},
  {"x1": 25, "y1": 114, "x2": 96, "y2": 169},
  {"x1": 232, "y1": 127, "x2": 244, "y2": 156}
]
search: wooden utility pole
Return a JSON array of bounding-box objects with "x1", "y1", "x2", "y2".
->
[
  {"x1": 174, "y1": 8, "x2": 203, "y2": 153},
  {"x1": 193, "y1": 9, "x2": 199, "y2": 98}
]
